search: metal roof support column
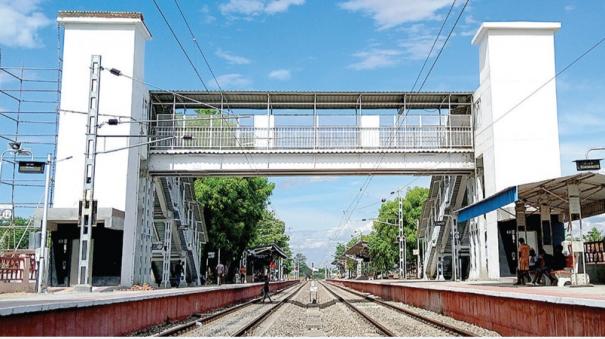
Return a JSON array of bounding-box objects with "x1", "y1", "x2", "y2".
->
[
  {"x1": 171, "y1": 94, "x2": 176, "y2": 150},
  {"x1": 219, "y1": 94, "x2": 223, "y2": 150},
  {"x1": 514, "y1": 200, "x2": 526, "y2": 282},
  {"x1": 267, "y1": 94, "x2": 270, "y2": 150},
  {"x1": 313, "y1": 94, "x2": 317, "y2": 150},
  {"x1": 448, "y1": 94, "x2": 452, "y2": 148},
  {"x1": 567, "y1": 182, "x2": 587, "y2": 285}
]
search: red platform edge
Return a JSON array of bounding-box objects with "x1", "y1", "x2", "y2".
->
[
  {"x1": 330, "y1": 279, "x2": 605, "y2": 336},
  {"x1": 0, "y1": 281, "x2": 297, "y2": 336}
]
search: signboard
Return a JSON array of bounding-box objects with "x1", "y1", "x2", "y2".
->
[
  {"x1": 151, "y1": 242, "x2": 163, "y2": 251},
  {"x1": 413, "y1": 249, "x2": 419, "y2": 256},
  {"x1": 574, "y1": 159, "x2": 601, "y2": 171},
  {"x1": 18, "y1": 161, "x2": 46, "y2": 174},
  {"x1": 0, "y1": 204, "x2": 13, "y2": 220},
  {"x1": 208, "y1": 251, "x2": 215, "y2": 259},
  {"x1": 434, "y1": 220, "x2": 446, "y2": 227}
]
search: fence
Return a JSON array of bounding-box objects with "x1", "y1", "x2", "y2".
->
[
  {"x1": 0, "y1": 250, "x2": 36, "y2": 283},
  {"x1": 150, "y1": 124, "x2": 473, "y2": 151}
]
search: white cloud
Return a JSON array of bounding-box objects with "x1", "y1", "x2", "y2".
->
[
  {"x1": 398, "y1": 34, "x2": 445, "y2": 60},
  {"x1": 216, "y1": 49, "x2": 251, "y2": 65},
  {"x1": 0, "y1": 0, "x2": 51, "y2": 48},
  {"x1": 265, "y1": 0, "x2": 305, "y2": 14},
  {"x1": 348, "y1": 48, "x2": 402, "y2": 70},
  {"x1": 200, "y1": 5, "x2": 216, "y2": 24},
  {"x1": 213, "y1": 73, "x2": 252, "y2": 88},
  {"x1": 268, "y1": 69, "x2": 291, "y2": 80},
  {"x1": 220, "y1": 0, "x2": 304, "y2": 17},
  {"x1": 564, "y1": 4, "x2": 575, "y2": 11},
  {"x1": 339, "y1": 0, "x2": 453, "y2": 30}
]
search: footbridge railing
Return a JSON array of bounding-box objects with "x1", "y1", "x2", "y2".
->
[{"x1": 149, "y1": 116, "x2": 473, "y2": 152}]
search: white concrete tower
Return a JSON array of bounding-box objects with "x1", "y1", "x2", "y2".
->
[
  {"x1": 472, "y1": 22, "x2": 562, "y2": 279},
  {"x1": 54, "y1": 12, "x2": 151, "y2": 286}
]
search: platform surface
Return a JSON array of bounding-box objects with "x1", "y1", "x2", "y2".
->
[
  {"x1": 0, "y1": 282, "x2": 265, "y2": 316},
  {"x1": 343, "y1": 277, "x2": 605, "y2": 308}
]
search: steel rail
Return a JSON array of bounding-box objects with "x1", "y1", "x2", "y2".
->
[
  {"x1": 319, "y1": 281, "x2": 395, "y2": 337},
  {"x1": 232, "y1": 281, "x2": 307, "y2": 336},
  {"x1": 154, "y1": 282, "x2": 302, "y2": 337},
  {"x1": 326, "y1": 281, "x2": 477, "y2": 337}
]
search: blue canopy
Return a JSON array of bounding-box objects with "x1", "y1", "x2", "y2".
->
[{"x1": 456, "y1": 186, "x2": 518, "y2": 222}]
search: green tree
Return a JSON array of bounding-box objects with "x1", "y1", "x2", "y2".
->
[
  {"x1": 366, "y1": 187, "x2": 428, "y2": 275},
  {"x1": 195, "y1": 177, "x2": 275, "y2": 280},
  {"x1": 249, "y1": 210, "x2": 293, "y2": 273},
  {"x1": 0, "y1": 217, "x2": 32, "y2": 251},
  {"x1": 584, "y1": 226, "x2": 604, "y2": 242},
  {"x1": 293, "y1": 252, "x2": 312, "y2": 277}
]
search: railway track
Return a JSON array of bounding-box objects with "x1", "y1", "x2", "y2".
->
[
  {"x1": 156, "y1": 282, "x2": 305, "y2": 337},
  {"x1": 322, "y1": 281, "x2": 478, "y2": 337}
]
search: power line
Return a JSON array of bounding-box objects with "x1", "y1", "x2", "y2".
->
[
  {"x1": 101, "y1": 66, "x2": 261, "y2": 174},
  {"x1": 151, "y1": 0, "x2": 209, "y2": 91},
  {"x1": 173, "y1": 0, "x2": 225, "y2": 95},
  {"x1": 410, "y1": 0, "x2": 458, "y2": 92},
  {"x1": 336, "y1": 2, "x2": 470, "y2": 236},
  {"x1": 417, "y1": 0, "x2": 470, "y2": 92}
]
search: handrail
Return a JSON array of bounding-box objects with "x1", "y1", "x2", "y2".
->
[{"x1": 149, "y1": 124, "x2": 473, "y2": 151}]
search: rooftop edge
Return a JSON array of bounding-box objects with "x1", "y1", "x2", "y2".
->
[{"x1": 472, "y1": 21, "x2": 561, "y2": 45}]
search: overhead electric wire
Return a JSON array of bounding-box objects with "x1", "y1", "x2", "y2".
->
[
  {"x1": 337, "y1": 12, "x2": 605, "y2": 244},
  {"x1": 336, "y1": 1, "x2": 470, "y2": 237},
  {"x1": 410, "y1": 0, "x2": 458, "y2": 92},
  {"x1": 151, "y1": 0, "x2": 209, "y2": 91},
  {"x1": 173, "y1": 0, "x2": 225, "y2": 95},
  {"x1": 150, "y1": 0, "x2": 260, "y2": 174},
  {"x1": 416, "y1": 0, "x2": 470, "y2": 92}
]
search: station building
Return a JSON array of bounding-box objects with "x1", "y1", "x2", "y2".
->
[{"x1": 31, "y1": 11, "x2": 602, "y2": 289}]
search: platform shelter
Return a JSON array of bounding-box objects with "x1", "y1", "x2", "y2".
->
[
  {"x1": 344, "y1": 240, "x2": 371, "y2": 279},
  {"x1": 456, "y1": 172, "x2": 605, "y2": 285},
  {"x1": 243, "y1": 244, "x2": 287, "y2": 282}
]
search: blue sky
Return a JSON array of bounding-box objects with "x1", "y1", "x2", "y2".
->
[{"x1": 1, "y1": 0, "x2": 604, "y2": 265}]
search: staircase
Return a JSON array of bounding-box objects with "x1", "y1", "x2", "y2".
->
[{"x1": 151, "y1": 177, "x2": 207, "y2": 287}]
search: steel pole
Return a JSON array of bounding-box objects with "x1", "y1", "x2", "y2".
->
[
  {"x1": 398, "y1": 192, "x2": 404, "y2": 279},
  {"x1": 416, "y1": 219, "x2": 421, "y2": 279},
  {"x1": 37, "y1": 154, "x2": 52, "y2": 293}
]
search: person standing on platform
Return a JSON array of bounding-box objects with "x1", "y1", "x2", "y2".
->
[
  {"x1": 216, "y1": 262, "x2": 225, "y2": 286},
  {"x1": 516, "y1": 238, "x2": 531, "y2": 285}
]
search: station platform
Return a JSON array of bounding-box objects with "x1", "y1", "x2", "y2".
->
[
  {"x1": 331, "y1": 278, "x2": 605, "y2": 336},
  {"x1": 0, "y1": 280, "x2": 298, "y2": 336}
]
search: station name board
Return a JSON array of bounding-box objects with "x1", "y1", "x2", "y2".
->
[
  {"x1": 574, "y1": 159, "x2": 601, "y2": 171},
  {"x1": 18, "y1": 161, "x2": 46, "y2": 174}
]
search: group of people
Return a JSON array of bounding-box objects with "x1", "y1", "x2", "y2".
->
[{"x1": 516, "y1": 238, "x2": 568, "y2": 286}]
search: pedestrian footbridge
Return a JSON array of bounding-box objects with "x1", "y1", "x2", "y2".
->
[{"x1": 147, "y1": 91, "x2": 475, "y2": 176}]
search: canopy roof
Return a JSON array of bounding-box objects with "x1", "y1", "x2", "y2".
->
[
  {"x1": 246, "y1": 244, "x2": 288, "y2": 259},
  {"x1": 344, "y1": 240, "x2": 370, "y2": 261},
  {"x1": 456, "y1": 172, "x2": 605, "y2": 222},
  {"x1": 149, "y1": 90, "x2": 472, "y2": 111}
]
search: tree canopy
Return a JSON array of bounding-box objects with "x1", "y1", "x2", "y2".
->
[
  {"x1": 195, "y1": 176, "x2": 275, "y2": 279},
  {"x1": 341, "y1": 186, "x2": 428, "y2": 276},
  {"x1": 584, "y1": 226, "x2": 604, "y2": 242},
  {"x1": 249, "y1": 209, "x2": 293, "y2": 273}
]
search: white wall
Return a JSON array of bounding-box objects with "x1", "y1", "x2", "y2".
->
[
  {"x1": 472, "y1": 22, "x2": 562, "y2": 279},
  {"x1": 55, "y1": 18, "x2": 150, "y2": 214},
  {"x1": 55, "y1": 16, "x2": 151, "y2": 286}
]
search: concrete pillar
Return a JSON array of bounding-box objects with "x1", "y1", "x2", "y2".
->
[{"x1": 472, "y1": 22, "x2": 562, "y2": 279}]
